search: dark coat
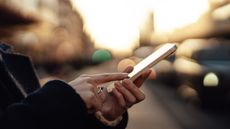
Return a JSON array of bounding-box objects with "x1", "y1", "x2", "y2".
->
[{"x1": 0, "y1": 44, "x2": 128, "y2": 129}]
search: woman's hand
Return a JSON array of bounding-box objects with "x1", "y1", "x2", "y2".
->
[
  {"x1": 100, "y1": 66, "x2": 152, "y2": 120},
  {"x1": 68, "y1": 73, "x2": 128, "y2": 113},
  {"x1": 68, "y1": 66, "x2": 153, "y2": 121}
]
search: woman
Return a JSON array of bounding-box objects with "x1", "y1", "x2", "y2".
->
[{"x1": 0, "y1": 43, "x2": 151, "y2": 129}]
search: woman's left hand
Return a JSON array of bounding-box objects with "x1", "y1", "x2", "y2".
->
[{"x1": 100, "y1": 66, "x2": 152, "y2": 120}]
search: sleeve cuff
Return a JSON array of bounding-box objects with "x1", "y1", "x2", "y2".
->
[{"x1": 25, "y1": 80, "x2": 87, "y2": 114}]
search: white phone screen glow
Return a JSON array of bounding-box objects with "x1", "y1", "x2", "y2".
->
[{"x1": 128, "y1": 43, "x2": 177, "y2": 81}]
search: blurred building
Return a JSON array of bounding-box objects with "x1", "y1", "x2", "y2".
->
[{"x1": 0, "y1": 0, "x2": 94, "y2": 66}]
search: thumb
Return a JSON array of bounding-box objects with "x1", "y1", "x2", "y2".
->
[
  {"x1": 90, "y1": 73, "x2": 128, "y2": 85},
  {"x1": 123, "y1": 66, "x2": 133, "y2": 73}
]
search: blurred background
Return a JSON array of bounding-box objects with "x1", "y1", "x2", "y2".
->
[{"x1": 0, "y1": 0, "x2": 230, "y2": 128}]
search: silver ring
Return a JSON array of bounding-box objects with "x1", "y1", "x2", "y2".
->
[{"x1": 97, "y1": 86, "x2": 105, "y2": 94}]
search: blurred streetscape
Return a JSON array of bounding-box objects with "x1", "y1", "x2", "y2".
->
[
  {"x1": 72, "y1": 61, "x2": 230, "y2": 129},
  {"x1": 1, "y1": 0, "x2": 230, "y2": 128}
]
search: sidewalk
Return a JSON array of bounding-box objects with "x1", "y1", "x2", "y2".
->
[{"x1": 126, "y1": 84, "x2": 181, "y2": 129}]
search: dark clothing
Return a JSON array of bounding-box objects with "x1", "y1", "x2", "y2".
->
[{"x1": 0, "y1": 44, "x2": 128, "y2": 129}]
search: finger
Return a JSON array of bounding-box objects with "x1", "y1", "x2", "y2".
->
[
  {"x1": 122, "y1": 79, "x2": 145, "y2": 102},
  {"x1": 90, "y1": 73, "x2": 128, "y2": 85},
  {"x1": 115, "y1": 82, "x2": 136, "y2": 107},
  {"x1": 148, "y1": 68, "x2": 157, "y2": 80},
  {"x1": 112, "y1": 87, "x2": 126, "y2": 108},
  {"x1": 133, "y1": 70, "x2": 151, "y2": 88},
  {"x1": 123, "y1": 66, "x2": 133, "y2": 73}
]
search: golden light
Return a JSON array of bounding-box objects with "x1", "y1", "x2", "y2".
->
[
  {"x1": 203, "y1": 72, "x2": 219, "y2": 87},
  {"x1": 152, "y1": 0, "x2": 209, "y2": 33},
  {"x1": 178, "y1": 84, "x2": 198, "y2": 101},
  {"x1": 212, "y1": 4, "x2": 230, "y2": 21},
  {"x1": 154, "y1": 60, "x2": 173, "y2": 73},
  {"x1": 173, "y1": 58, "x2": 202, "y2": 75},
  {"x1": 117, "y1": 58, "x2": 136, "y2": 72},
  {"x1": 70, "y1": 0, "x2": 210, "y2": 55},
  {"x1": 70, "y1": 0, "x2": 150, "y2": 56},
  {"x1": 175, "y1": 39, "x2": 209, "y2": 58}
]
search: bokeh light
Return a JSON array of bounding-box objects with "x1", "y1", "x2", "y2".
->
[
  {"x1": 178, "y1": 84, "x2": 199, "y2": 102},
  {"x1": 55, "y1": 41, "x2": 76, "y2": 62},
  {"x1": 134, "y1": 46, "x2": 155, "y2": 58},
  {"x1": 174, "y1": 58, "x2": 202, "y2": 75},
  {"x1": 154, "y1": 60, "x2": 173, "y2": 74},
  {"x1": 117, "y1": 58, "x2": 136, "y2": 72},
  {"x1": 212, "y1": 3, "x2": 230, "y2": 21},
  {"x1": 175, "y1": 39, "x2": 214, "y2": 58},
  {"x1": 92, "y1": 49, "x2": 112, "y2": 63},
  {"x1": 203, "y1": 72, "x2": 219, "y2": 87}
]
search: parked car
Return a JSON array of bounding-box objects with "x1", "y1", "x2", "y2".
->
[{"x1": 174, "y1": 38, "x2": 230, "y2": 107}]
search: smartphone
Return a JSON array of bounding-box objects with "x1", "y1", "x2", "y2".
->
[
  {"x1": 128, "y1": 43, "x2": 177, "y2": 81},
  {"x1": 104, "y1": 43, "x2": 177, "y2": 93}
]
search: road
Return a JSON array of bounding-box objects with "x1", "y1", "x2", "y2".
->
[{"x1": 127, "y1": 80, "x2": 230, "y2": 129}]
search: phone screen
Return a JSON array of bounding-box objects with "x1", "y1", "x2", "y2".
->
[
  {"x1": 128, "y1": 43, "x2": 177, "y2": 81},
  {"x1": 105, "y1": 43, "x2": 177, "y2": 93}
]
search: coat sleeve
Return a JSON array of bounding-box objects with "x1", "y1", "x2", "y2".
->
[{"x1": 0, "y1": 80, "x2": 128, "y2": 129}]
